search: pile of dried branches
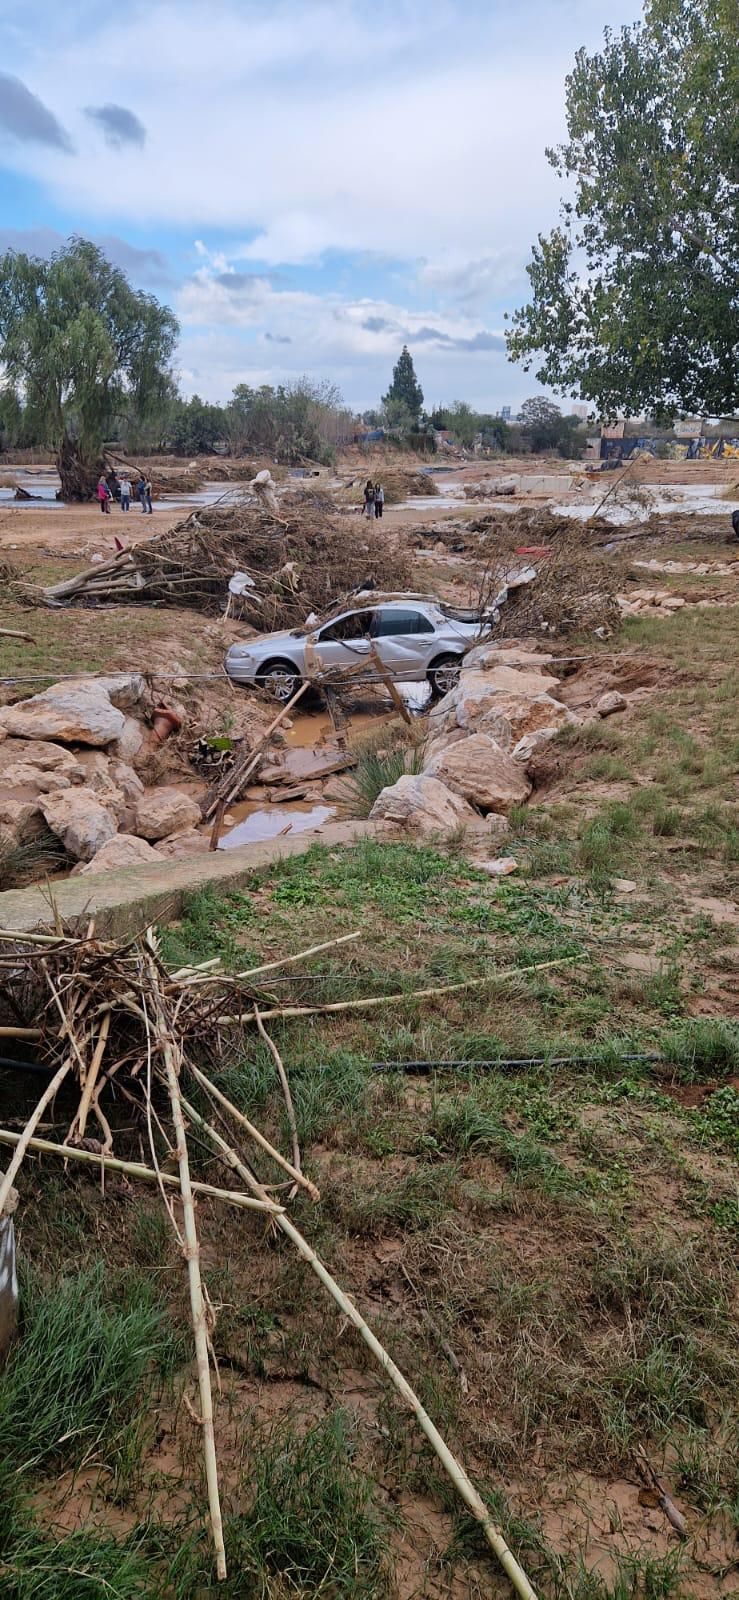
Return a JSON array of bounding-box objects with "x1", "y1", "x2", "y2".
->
[
  {"x1": 29, "y1": 490, "x2": 412, "y2": 627},
  {"x1": 0, "y1": 919, "x2": 567, "y2": 1596}
]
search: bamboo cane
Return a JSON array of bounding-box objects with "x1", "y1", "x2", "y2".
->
[
  {"x1": 217, "y1": 956, "x2": 577, "y2": 1026},
  {"x1": 147, "y1": 963, "x2": 226, "y2": 1582},
  {"x1": 253, "y1": 1006, "x2": 302, "y2": 1188},
  {"x1": 0, "y1": 1026, "x2": 43, "y2": 1039},
  {"x1": 187, "y1": 1063, "x2": 319, "y2": 1201},
  {"x1": 179, "y1": 1094, "x2": 538, "y2": 1600},
  {"x1": 0, "y1": 1128, "x2": 281, "y2": 1213},
  {"x1": 0, "y1": 1058, "x2": 72, "y2": 1216},
  {"x1": 68, "y1": 1009, "x2": 111, "y2": 1143}
]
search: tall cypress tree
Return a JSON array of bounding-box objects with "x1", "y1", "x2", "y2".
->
[{"x1": 382, "y1": 346, "x2": 424, "y2": 428}]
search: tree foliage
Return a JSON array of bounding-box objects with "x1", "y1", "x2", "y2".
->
[
  {"x1": 224, "y1": 377, "x2": 351, "y2": 464},
  {"x1": 382, "y1": 346, "x2": 424, "y2": 428},
  {"x1": 507, "y1": 0, "x2": 739, "y2": 419},
  {"x1": 431, "y1": 401, "x2": 509, "y2": 452},
  {"x1": 0, "y1": 238, "x2": 178, "y2": 496},
  {"x1": 518, "y1": 397, "x2": 585, "y2": 456}
]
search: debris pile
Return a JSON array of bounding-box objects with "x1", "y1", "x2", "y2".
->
[
  {"x1": 0, "y1": 920, "x2": 553, "y2": 1594},
  {"x1": 29, "y1": 491, "x2": 412, "y2": 628}
]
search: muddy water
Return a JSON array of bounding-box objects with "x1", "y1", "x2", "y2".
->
[
  {"x1": 0, "y1": 471, "x2": 238, "y2": 511},
  {"x1": 218, "y1": 802, "x2": 335, "y2": 849}
]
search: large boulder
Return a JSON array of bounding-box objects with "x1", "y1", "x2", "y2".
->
[
  {"x1": 463, "y1": 643, "x2": 554, "y2": 672},
  {"x1": 110, "y1": 716, "x2": 146, "y2": 763},
  {"x1": 369, "y1": 774, "x2": 477, "y2": 837},
  {"x1": 0, "y1": 764, "x2": 72, "y2": 793},
  {"x1": 0, "y1": 794, "x2": 44, "y2": 844},
  {"x1": 74, "y1": 834, "x2": 164, "y2": 876},
  {"x1": 135, "y1": 788, "x2": 202, "y2": 841},
  {"x1": 72, "y1": 752, "x2": 128, "y2": 821},
  {"x1": 71, "y1": 673, "x2": 147, "y2": 710},
  {"x1": 476, "y1": 692, "x2": 572, "y2": 745},
  {"x1": 0, "y1": 685, "x2": 125, "y2": 747},
  {"x1": 40, "y1": 788, "x2": 118, "y2": 862},
  {"x1": 429, "y1": 664, "x2": 562, "y2": 742},
  {"x1": 156, "y1": 827, "x2": 211, "y2": 858},
  {"x1": 110, "y1": 761, "x2": 145, "y2": 804},
  {"x1": 425, "y1": 734, "x2": 531, "y2": 814},
  {"x1": 0, "y1": 740, "x2": 82, "y2": 776}
]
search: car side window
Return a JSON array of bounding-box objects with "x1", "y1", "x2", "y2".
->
[
  {"x1": 372, "y1": 608, "x2": 435, "y2": 637},
  {"x1": 317, "y1": 610, "x2": 374, "y2": 642}
]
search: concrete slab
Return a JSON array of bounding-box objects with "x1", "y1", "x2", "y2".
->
[{"x1": 0, "y1": 820, "x2": 376, "y2": 937}]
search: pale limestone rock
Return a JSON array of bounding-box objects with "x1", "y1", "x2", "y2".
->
[
  {"x1": 0, "y1": 740, "x2": 81, "y2": 775},
  {"x1": 511, "y1": 726, "x2": 562, "y2": 765},
  {"x1": 476, "y1": 692, "x2": 571, "y2": 745},
  {"x1": 135, "y1": 788, "x2": 202, "y2": 841},
  {"x1": 155, "y1": 827, "x2": 210, "y2": 858},
  {"x1": 75, "y1": 834, "x2": 164, "y2": 876},
  {"x1": 110, "y1": 716, "x2": 146, "y2": 763},
  {"x1": 110, "y1": 761, "x2": 145, "y2": 804},
  {"x1": 425, "y1": 733, "x2": 531, "y2": 814},
  {"x1": 0, "y1": 685, "x2": 125, "y2": 747},
  {"x1": 40, "y1": 788, "x2": 118, "y2": 862},
  {"x1": 463, "y1": 643, "x2": 554, "y2": 672},
  {"x1": 597, "y1": 690, "x2": 627, "y2": 717},
  {"x1": 369, "y1": 774, "x2": 476, "y2": 837},
  {"x1": 0, "y1": 764, "x2": 72, "y2": 793}
]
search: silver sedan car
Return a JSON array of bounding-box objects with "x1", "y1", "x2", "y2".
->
[{"x1": 224, "y1": 596, "x2": 489, "y2": 702}]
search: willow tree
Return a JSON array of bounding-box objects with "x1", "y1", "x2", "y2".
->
[
  {"x1": 0, "y1": 238, "x2": 178, "y2": 499},
  {"x1": 507, "y1": 0, "x2": 739, "y2": 420}
]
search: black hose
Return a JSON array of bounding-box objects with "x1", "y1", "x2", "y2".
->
[
  {"x1": 368, "y1": 1052, "x2": 663, "y2": 1075},
  {"x1": 0, "y1": 1054, "x2": 54, "y2": 1075}
]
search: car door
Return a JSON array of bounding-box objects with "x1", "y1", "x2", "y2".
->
[
  {"x1": 369, "y1": 607, "x2": 438, "y2": 680},
  {"x1": 311, "y1": 609, "x2": 376, "y2": 678}
]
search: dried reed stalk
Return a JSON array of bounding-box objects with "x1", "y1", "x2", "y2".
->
[
  {"x1": 253, "y1": 1005, "x2": 302, "y2": 1191},
  {"x1": 147, "y1": 957, "x2": 226, "y2": 1581},
  {"x1": 187, "y1": 1063, "x2": 319, "y2": 1202},
  {"x1": 218, "y1": 956, "x2": 577, "y2": 1026},
  {"x1": 180, "y1": 1093, "x2": 538, "y2": 1600},
  {"x1": 0, "y1": 1128, "x2": 282, "y2": 1213}
]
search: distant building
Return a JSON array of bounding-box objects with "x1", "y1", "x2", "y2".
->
[{"x1": 501, "y1": 406, "x2": 512, "y2": 421}]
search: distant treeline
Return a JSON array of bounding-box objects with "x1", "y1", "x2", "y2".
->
[{"x1": 0, "y1": 377, "x2": 356, "y2": 466}]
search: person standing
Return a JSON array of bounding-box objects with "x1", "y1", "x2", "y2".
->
[
  {"x1": 119, "y1": 475, "x2": 131, "y2": 512},
  {"x1": 143, "y1": 475, "x2": 153, "y2": 514},
  {"x1": 363, "y1": 479, "x2": 375, "y2": 519},
  {"x1": 136, "y1": 474, "x2": 147, "y2": 511},
  {"x1": 374, "y1": 482, "x2": 384, "y2": 518},
  {"x1": 96, "y1": 475, "x2": 111, "y2": 514}
]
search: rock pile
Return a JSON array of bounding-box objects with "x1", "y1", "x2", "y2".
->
[
  {"x1": 370, "y1": 642, "x2": 576, "y2": 839},
  {"x1": 0, "y1": 675, "x2": 209, "y2": 882}
]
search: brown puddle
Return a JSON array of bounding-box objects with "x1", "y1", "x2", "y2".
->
[{"x1": 217, "y1": 802, "x2": 336, "y2": 849}]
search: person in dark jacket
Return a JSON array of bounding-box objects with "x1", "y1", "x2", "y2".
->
[
  {"x1": 731, "y1": 508, "x2": 739, "y2": 540},
  {"x1": 363, "y1": 479, "x2": 375, "y2": 519}
]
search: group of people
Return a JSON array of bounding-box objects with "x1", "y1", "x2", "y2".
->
[
  {"x1": 362, "y1": 480, "x2": 385, "y2": 519},
  {"x1": 96, "y1": 471, "x2": 153, "y2": 514}
]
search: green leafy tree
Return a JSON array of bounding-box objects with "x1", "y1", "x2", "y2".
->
[
  {"x1": 507, "y1": 0, "x2": 739, "y2": 420},
  {"x1": 519, "y1": 396, "x2": 583, "y2": 456},
  {"x1": 382, "y1": 346, "x2": 424, "y2": 429},
  {"x1": 168, "y1": 394, "x2": 227, "y2": 455},
  {"x1": 0, "y1": 238, "x2": 178, "y2": 499}
]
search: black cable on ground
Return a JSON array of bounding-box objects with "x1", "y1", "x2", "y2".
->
[{"x1": 368, "y1": 1052, "x2": 663, "y2": 1075}]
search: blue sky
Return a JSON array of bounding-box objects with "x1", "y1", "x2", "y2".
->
[{"x1": 0, "y1": 0, "x2": 642, "y2": 413}]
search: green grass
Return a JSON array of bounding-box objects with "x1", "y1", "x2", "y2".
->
[
  {"x1": 170, "y1": 1411, "x2": 390, "y2": 1599},
  {"x1": 336, "y1": 731, "x2": 425, "y2": 818},
  {"x1": 0, "y1": 1265, "x2": 173, "y2": 1483}
]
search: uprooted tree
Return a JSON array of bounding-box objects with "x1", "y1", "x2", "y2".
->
[
  {"x1": 0, "y1": 238, "x2": 178, "y2": 500},
  {"x1": 507, "y1": 0, "x2": 739, "y2": 420}
]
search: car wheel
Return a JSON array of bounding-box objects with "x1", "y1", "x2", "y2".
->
[
  {"x1": 256, "y1": 658, "x2": 302, "y2": 703},
  {"x1": 428, "y1": 653, "x2": 462, "y2": 699}
]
